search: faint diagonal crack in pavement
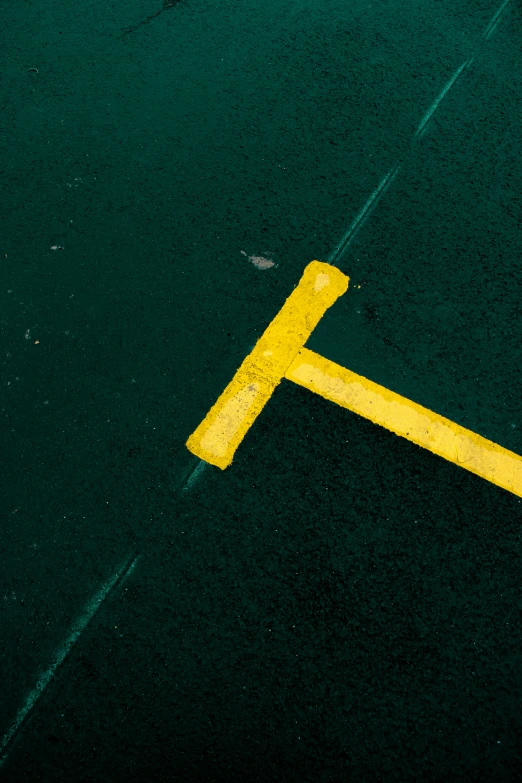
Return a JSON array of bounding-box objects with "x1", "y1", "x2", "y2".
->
[{"x1": 122, "y1": 0, "x2": 181, "y2": 36}]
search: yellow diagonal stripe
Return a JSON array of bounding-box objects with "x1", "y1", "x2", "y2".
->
[
  {"x1": 286, "y1": 347, "x2": 522, "y2": 499},
  {"x1": 186, "y1": 261, "x2": 349, "y2": 469}
]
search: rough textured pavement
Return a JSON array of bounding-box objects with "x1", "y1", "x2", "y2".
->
[{"x1": 2, "y1": 0, "x2": 522, "y2": 779}]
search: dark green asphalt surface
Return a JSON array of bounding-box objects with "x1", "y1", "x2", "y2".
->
[{"x1": 2, "y1": 0, "x2": 522, "y2": 779}]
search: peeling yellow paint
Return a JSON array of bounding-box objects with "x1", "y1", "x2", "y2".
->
[
  {"x1": 314, "y1": 273, "x2": 330, "y2": 292},
  {"x1": 200, "y1": 382, "x2": 260, "y2": 458}
]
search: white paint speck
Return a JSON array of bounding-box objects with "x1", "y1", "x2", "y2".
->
[
  {"x1": 24, "y1": 329, "x2": 30, "y2": 340},
  {"x1": 249, "y1": 254, "x2": 276, "y2": 270},
  {"x1": 241, "y1": 250, "x2": 277, "y2": 269}
]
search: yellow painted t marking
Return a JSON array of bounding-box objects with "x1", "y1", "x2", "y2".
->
[{"x1": 186, "y1": 261, "x2": 522, "y2": 499}]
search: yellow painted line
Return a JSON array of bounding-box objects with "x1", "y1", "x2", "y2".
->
[
  {"x1": 286, "y1": 347, "x2": 522, "y2": 499},
  {"x1": 186, "y1": 261, "x2": 349, "y2": 469}
]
